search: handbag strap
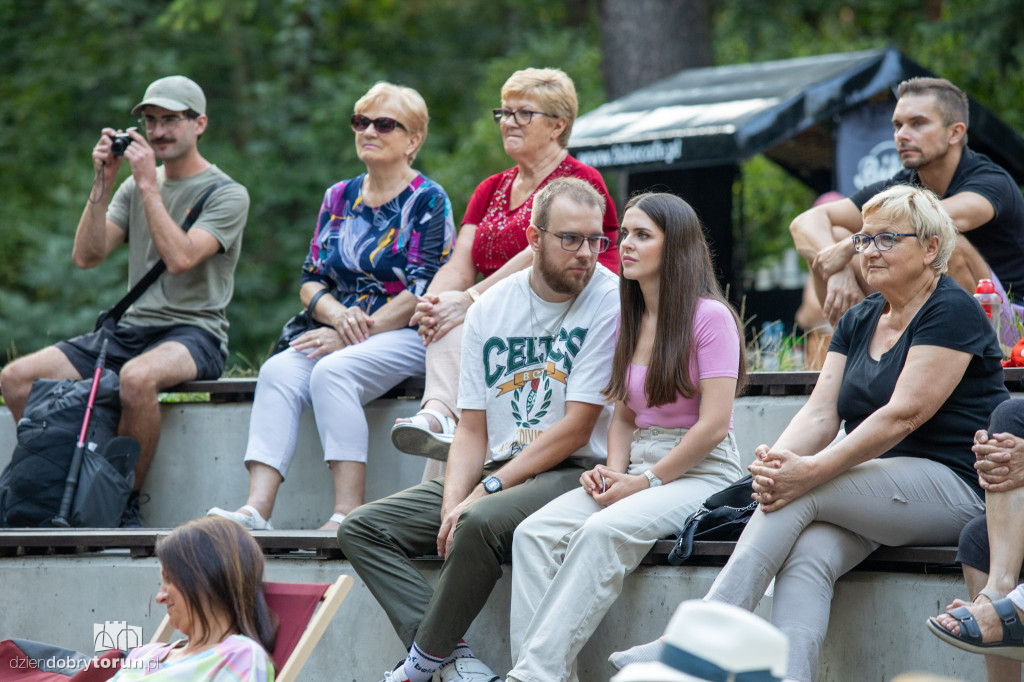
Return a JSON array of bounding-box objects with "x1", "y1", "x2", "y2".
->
[{"x1": 104, "y1": 179, "x2": 235, "y2": 324}]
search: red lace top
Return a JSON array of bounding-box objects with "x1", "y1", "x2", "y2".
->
[{"x1": 464, "y1": 155, "x2": 620, "y2": 277}]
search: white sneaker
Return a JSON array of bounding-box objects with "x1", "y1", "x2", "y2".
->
[
  {"x1": 381, "y1": 667, "x2": 410, "y2": 682},
  {"x1": 434, "y1": 657, "x2": 501, "y2": 682},
  {"x1": 207, "y1": 504, "x2": 273, "y2": 531}
]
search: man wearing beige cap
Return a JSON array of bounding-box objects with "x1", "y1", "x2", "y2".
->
[{"x1": 0, "y1": 75, "x2": 249, "y2": 526}]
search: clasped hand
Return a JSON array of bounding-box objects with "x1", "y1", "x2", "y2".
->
[
  {"x1": 822, "y1": 267, "x2": 862, "y2": 327},
  {"x1": 972, "y1": 428, "x2": 1024, "y2": 492},
  {"x1": 411, "y1": 290, "x2": 472, "y2": 345},
  {"x1": 580, "y1": 464, "x2": 647, "y2": 506},
  {"x1": 290, "y1": 306, "x2": 373, "y2": 358},
  {"x1": 748, "y1": 445, "x2": 817, "y2": 512},
  {"x1": 811, "y1": 240, "x2": 852, "y2": 281}
]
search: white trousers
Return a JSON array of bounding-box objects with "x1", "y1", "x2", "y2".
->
[
  {"x1": 243, "y1": 328, "x2": 425, "y2": 477},
  {"x1": 507, "y1": 427, "x2": 743, "y2": 682},
  {"x1": 704, "y1": 456, "x2": 985, "y2": 682}
]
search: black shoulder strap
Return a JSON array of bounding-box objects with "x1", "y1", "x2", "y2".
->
[{"x1": 104, "y1": 179, "x2": 235, "y2": 324}]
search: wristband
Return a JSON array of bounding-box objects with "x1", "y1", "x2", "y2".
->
[
  {"x1": 306, "y1": 288, "x2": 330, "y2": 316},
  {"x1": 466, "y1": 287, "x2": 481, "y2": 303}
]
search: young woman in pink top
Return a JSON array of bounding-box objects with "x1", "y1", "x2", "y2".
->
[{"x1": 504, "y1": 192, "x2": 747, "y2": 682}]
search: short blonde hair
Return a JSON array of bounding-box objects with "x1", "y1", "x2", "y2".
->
[
  {"x1": 861, "y1": 185, "x2": 956, "y2": 274},
  {"x1": 532, "y1": 177, "x2": 604, "y2": 229},
  {"x1": 354, "y1": 82, "x2": 429, "y2": 163},
  {"x1": 501, "y1": 68, "x2": 578, "y2": 148}
]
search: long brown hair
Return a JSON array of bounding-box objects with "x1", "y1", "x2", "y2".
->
[
  {"x1": 603, "y1": 192, "x2": 746, "y2": 407},
  {"x1": 156, "y1": 516, "x2": 278, "y2": 654}
]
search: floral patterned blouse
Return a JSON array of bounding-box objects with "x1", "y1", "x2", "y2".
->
[
  {"x1": 300, "y1": 173, "x2": 456, "y2": 313},
  {"x1": 114, "y1": 635, "x2": 272, "y2": 681}
]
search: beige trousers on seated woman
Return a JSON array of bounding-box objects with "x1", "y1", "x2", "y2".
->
[
  {"x1": 420, "y1": 324, "x2": 463, "y2": 482},
  {"x1": 507, "y1": 427, "x2": 743, "y2": 682},
  {"x1": 705, "y1": 456, "x2": 985, "y2": 682}
]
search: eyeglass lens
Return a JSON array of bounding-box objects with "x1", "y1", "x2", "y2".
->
[
  {"x1": 492, "y1": 109, "x2": 545, "y2": 126},
  {"x1": 852, "y1": 233, "x2": 900, "y2": 252},
  {"x1": 560, "y1": 233, "x2": 611, "y2": 253},
  {"x1": 139, "y1": 114, "x2": 187, "y2": 129},
  {"x1": 350, "y1": 114, "x2": 405, "y2": 134}
]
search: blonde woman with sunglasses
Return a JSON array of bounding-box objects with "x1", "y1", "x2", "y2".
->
[{"x1": 208, "y1": 82, "x2": 455, "y2": 531}]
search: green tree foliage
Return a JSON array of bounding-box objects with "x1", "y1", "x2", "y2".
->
[
  {"x1": 3, "y1": 0, "x2": 1022, "y2": 367},
  {"x1": 0, "y1": 0, "x2": 604, "y2": 367}
]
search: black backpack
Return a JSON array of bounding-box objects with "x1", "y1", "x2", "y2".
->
[
  {"x1": 668, "y1": 474, "x2": 758, "y2": 565},
  {"x1": 0, "y1": 370, "x2": 137, "y2": 527}
]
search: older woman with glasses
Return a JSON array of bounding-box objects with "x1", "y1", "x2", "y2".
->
[
  {"x1": 611, "y1": 184, "x2": 1008, "y2": 682},
  {"x1": 391, "y1": 67, "x2": 618, "y2": 465},
  {"x1": 208, "y1": 82, "x2": 455, "y2": 531}
]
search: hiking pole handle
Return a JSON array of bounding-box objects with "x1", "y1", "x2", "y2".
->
[{"x1": 52, "y1": 340, "x2": 109, "y2": 527}]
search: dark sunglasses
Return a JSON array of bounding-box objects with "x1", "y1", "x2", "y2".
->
[{"x1": 350, "y1": 114, "x2": 407, "y2": 134}]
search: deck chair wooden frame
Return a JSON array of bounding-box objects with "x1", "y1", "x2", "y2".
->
[{"x1": 150, "y1": 574, "x2": 353, "y2": 682}]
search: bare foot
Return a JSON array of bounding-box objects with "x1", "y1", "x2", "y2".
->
[{"x1": 934, "y1": 595, "x2": 1022, "y2": 643}]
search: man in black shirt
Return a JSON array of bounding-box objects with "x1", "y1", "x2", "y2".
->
[{"x1": 790, "y1": 77, "x2": 1024, "y2": 327}]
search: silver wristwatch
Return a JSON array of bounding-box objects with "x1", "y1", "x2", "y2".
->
[{"x1": 644, "y1": 469, "x2": 663, "y2": 488}]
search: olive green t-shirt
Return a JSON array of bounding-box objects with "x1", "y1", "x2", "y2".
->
[{"x1": 106, "y1": 165, "x2": 249, "y2": 352}]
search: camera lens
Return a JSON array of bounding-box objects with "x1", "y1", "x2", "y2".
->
[{"x1": 111, "y1": 135, "x2": 131, "y2": 157}]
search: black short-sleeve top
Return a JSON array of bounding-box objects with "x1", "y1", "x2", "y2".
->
[{"x1": 829, "y1": 275, "x2": 1009, "y2": 494}]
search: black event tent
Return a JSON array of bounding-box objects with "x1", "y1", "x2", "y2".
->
[{"x1": 569, "y1": 46, "x2": 1024, "y2": 302}]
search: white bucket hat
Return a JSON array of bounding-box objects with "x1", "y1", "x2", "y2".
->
[{"x1": 612, "y1": 600, "x2": 788, "y2": 682}]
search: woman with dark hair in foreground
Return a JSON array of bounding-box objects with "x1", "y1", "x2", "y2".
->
[{"x1": 113, "y1": 516, "x2": 277, "y2": 681}]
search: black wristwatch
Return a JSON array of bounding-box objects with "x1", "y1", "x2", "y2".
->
[{"x1": 482, "y1": 476, "x2": 503, "y2": 494}]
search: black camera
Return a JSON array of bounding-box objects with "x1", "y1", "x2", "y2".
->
[{"x1": 110, "y1": 127, "x2": 138, "y2": 157}]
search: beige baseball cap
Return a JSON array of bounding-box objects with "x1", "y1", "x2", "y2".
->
[{"x1": 131, "y1": 75, "x2": 206, "y2": 115}]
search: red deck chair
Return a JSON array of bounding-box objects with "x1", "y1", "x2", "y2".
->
[
  {"x1": 150, "y1": 575, "x2": 353, "y2": 682},
  {"x1": 0, "y1": 576, "x2": 353, "y2": 681}
]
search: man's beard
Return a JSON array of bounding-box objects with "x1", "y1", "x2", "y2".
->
[
  {"x1": 535, "y1": 244, "x2": 595, "y2": 296},
  {"x1": 900, "y1": 143, "x2": 945, "y2": 171}
]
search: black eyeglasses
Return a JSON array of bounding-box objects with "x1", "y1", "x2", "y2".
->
[
  {"x1": 535, "y1": 225, "x2": 611, "y2": 253},
  {"x1": 350, "y1": 114, "x2": 407, "y2": 134},
  {"x1": 851, "y1": 232, "x2": 917, "y2": 253},
  {"x1": 492, "y1": 108, "x2": 557, "y2": 126}
]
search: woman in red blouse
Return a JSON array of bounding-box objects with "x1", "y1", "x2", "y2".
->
[{"x1": 391, "y1": 67, "x2": 619, "y2": 464}]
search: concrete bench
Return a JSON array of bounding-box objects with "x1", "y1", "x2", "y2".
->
[
  {"x1": 167, "y1": 375, "x2": 425, "y2": 402},
  {"x1": 0, "y1": 373, "x2": 1008, "y2": 681},
  {"x1": 0, "y1": 528, "x2": 961, "y2": 574},
  {"x1": 0, "y1": 529, "x2": 977, "y2": 680}
]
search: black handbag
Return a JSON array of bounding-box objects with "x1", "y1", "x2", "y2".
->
[
  {"x1": 271, "y1": 288, "x2": 331, "y2": 355},
  {"x1": 94, "y1": 179, "x2": 235, "y2": 332},
  {"x1": 667, "y1": 474, "x2": 758, "y2": 565}
]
